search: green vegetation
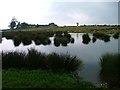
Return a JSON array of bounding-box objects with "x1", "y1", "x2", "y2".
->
[
  {"x1": 100, "y1": 53, "x2": 120, "y2": 88},
  {"x1": 2, "y1": 69, "x2": 96, "y2": 88},
  {"x1": 2, "y1": 25, "x2": 119, "y2": 34},
  {"x1": 2, "y1": 49, "x2": 82, "y2": 72}
]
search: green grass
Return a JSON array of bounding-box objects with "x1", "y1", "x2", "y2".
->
[
  {"x1": 100, "y1": 53, "x2": 120, "y2": 88},
  {"x1": 2, "y1": 69, "x2": 96, "y2": 88}
]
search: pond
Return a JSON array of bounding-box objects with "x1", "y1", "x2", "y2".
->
[{"x1": 0, "y1": 33, "x2": 119, "y2": 85}]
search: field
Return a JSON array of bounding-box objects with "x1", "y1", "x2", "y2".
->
[{"x1": 2, "y1": 26, "x2": 119, "y2": 34}]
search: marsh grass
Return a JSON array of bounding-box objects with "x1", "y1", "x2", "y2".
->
[
  {"x1": 2, "y1": 31, "x2": 54, "y2": 46},
  {"x1": 100, "y1": 53, "x2": 120, "y2": 88},
  {"x1": 113, "y1": 32, "x2": 119, "y2": 39},
  {"x1": 2, "y1": 49, "x2": 82, "y2": 72},
  {"x1": 82, "y1": 34, "x2": 91, "y2": 44},
  {"x1": 54, "y1": 32, "x2": 74, "y2": 47},
  {"x1": 46, "y1": 53, "x2": 82, "y2": 72},
  {"x1": 93, "y1": 33, "x2": 110, "y2": 42}
]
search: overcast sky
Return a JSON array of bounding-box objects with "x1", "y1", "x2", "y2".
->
[{"x1": 0, "y1": 0, "x2": 119, "y2": 29}]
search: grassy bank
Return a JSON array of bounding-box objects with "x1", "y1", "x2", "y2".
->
[
  {"x1": 2, "y1": 69, "x2": 96, "y2": 88},
  {"x1": 100, "y1": 53, "x2": 120, "y2": 88},
  {"x1": 2, "y1": 26, "x2": 119, "y2": 33}
]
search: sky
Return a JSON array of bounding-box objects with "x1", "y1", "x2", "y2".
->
[{"x1": 0, "y1": 0, "x2": 119, "y2": 29}]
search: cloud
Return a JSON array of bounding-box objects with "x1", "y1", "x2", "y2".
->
[{"x1": 67, "y1": 11, "x2": 94, "y2": 24}]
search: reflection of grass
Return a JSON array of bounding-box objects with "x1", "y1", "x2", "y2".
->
[
  {"x1": 100, "y1": 53, "x2": 120, "y2": 88},
  {"x1": 2, "y1": 49, "x2": 82, "y2": 73}
]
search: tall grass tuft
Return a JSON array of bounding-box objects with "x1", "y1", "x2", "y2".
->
[
  {"x1": 2, "y1": 52, "x2": 26, "y2": 69},
  {"x1": 100, "y1": 53, "x2": 120, "y2": 88},
  {"x1": 2, "y1": 49, "x2": 82, "y2": 72},
  {"x1": 46, "y1": 53, "x2": 82, "y2": 72},
  {"x1": 25, "y1": 49, "x2": 46, "y2": 69}
]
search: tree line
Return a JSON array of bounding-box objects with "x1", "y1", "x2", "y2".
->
[{"x1": 9, "y1": 17, "x2": 58, "y2": 30}]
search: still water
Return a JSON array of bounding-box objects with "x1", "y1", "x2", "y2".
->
[{"x1": 0, "y1": 33, "x2": 119, "y2": 85}]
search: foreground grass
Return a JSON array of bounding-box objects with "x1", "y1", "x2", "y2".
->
[
  {"x1": 2, "y1": 69, "x2": 95, "y2": 88},
  {"x1": 100, "y1": 53, "x2": 120, "y2": 88}
]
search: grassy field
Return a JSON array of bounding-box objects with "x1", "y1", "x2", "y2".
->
[
  {"x1": 2, "y1": 26, "x2": 119, "y2": 34},
  {"x1": 2, "y1": 69, "x2": 96, "y2": 88}
]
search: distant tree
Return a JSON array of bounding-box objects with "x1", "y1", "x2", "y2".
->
[
  {"x1": 9, "y1": 17, "x2": 18, "y2": 29},
  {"x1": 76, "y1": 22, "x2": 79, "y2": 26},
  {"x1": 16, "y1": 22, "x2": 21, "y2": 29},
  {"x1": 19, "y1": 22, "x2": 29, "y2": 29}
]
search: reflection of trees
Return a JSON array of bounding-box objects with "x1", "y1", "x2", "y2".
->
[{"x1": 82, "y1": 34, "x2": 91, "y2": 45}]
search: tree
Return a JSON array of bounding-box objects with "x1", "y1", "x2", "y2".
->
[
  {"x1": 76, "y1": 22, "x2": 79, "y2": 26},
  {"x1": 9, "y1": 17, "x2": 18, "y2": 29}
]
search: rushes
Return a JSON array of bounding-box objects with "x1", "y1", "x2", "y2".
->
[{"x1": 2, "y1": 49, "x2": 82, "y2": 72}]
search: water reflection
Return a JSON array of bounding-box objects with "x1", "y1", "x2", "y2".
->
[{"x1": 1, "y1": 33, "x2": 119, "y2": 85}]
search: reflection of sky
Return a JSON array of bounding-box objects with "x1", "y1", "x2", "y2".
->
[{"x1": 1, "y1": 33, "x2": 119, "y2": 85}]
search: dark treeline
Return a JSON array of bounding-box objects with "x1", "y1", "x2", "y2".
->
[
  {"x1": 16, "y1": 22, "x2": 58, "y2": 29},
  {"x1": 80, "y1": 24, "x2": 119, "y2": 27}
]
